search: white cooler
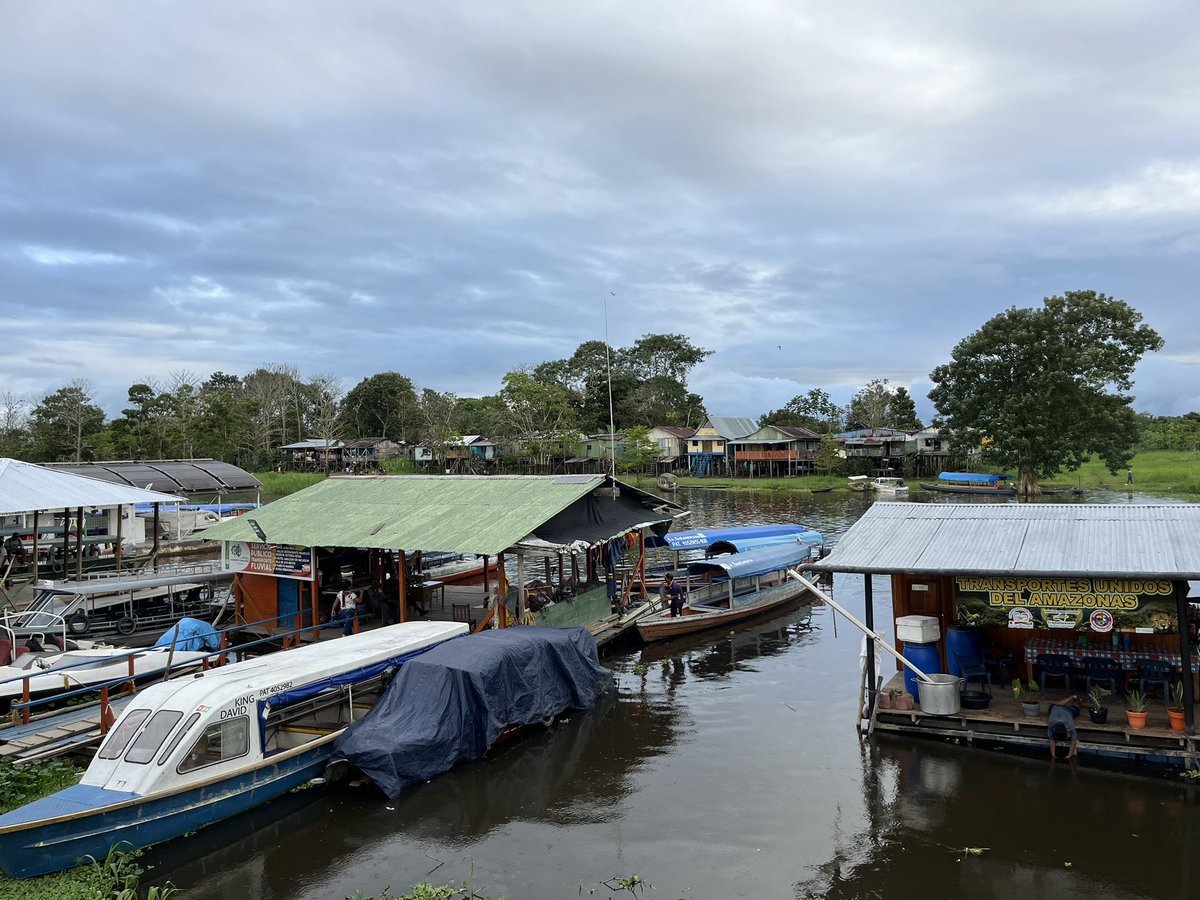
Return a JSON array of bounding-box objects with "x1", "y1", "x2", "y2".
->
[{"x1": 896, "y1": 614, "x2": 940, "y2": 644}]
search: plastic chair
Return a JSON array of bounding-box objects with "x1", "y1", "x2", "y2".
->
[
  {"x1": 1038, "y1": 653, "x2": 1076, "y2": 694},
  {"x1": 1081, "y1": 655, "x2": 1123, "y2": 700},
  {"x1": 1132, "y1": 659, "x2": 1174, "y2": 704},
  {"x1": 954, "y1": 652, "x2": 992, "y2": 696},
  {"x1": 982, "y1": 649, "x2": 1015, "y2": 683}
]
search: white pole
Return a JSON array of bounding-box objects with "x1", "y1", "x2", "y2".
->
[
  {"x1": 603, "y1": 294, "x2": 618, "y2": 499},
  {"x1": 786, "y1": 568, "x2": 934, "y2": 684}
]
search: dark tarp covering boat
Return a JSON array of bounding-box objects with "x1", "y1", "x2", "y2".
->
[{"x1": 330, "y1": 626, "x2": 610, "y2": 799}]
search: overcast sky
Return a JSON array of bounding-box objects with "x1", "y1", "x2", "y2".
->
[{"x1": 2, "y1": 2, "x2": 1197, "y2": 423}]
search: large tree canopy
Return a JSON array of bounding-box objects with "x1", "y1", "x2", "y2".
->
[{"x1": 928, "y1": 290, "x2": 1163, "y2": 496}]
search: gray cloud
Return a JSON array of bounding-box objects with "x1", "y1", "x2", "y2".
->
[{"x1": 1, "y1": 1, "x2": 1197, "y2": 418}]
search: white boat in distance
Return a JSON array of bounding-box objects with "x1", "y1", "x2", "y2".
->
[{"x1": 847, "y1": 475, "x2": 908, "y2": 495}]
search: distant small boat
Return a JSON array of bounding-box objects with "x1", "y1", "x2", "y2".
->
[
  {"x1": 810, "y1": 486, "x2": 835, "y2": 494},
  {"x1": 869, "y1": 477, "x2": 908, "y2": 495},
  {"x1": 637, "y1": 541, "x2": 824, "y2": 642},
  {"x1": 919, "y1": 472, "x2": 1016, "y2": 496},
  {"x1": 657, "y1": 473, "x2": 679, "y2": 492}
]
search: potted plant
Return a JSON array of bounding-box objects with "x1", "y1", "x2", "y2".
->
[
  {"x1": 1087, "y1": 689, "x2": 1109, "y2": 724},
  {"x1": 1168, "y1": 681, "x2": 1187, "y2": 732},
  {"x1": 1125, "y1": 689, "x2": 1149, "y2": 729},
  {"x1": 1012, "y1": 678, "x2": 1041, "y2": 716}
]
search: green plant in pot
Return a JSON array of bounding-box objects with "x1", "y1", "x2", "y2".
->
[
  {"x1": 1125, "y1": 689, "x2": 1149, "y2": 730},
  {"x1": 1167, "y1": 681, "x2": 1188, "y2": 732},
  {"x1": 1019, "y1": 679, "x2": 1041, "y2": 717},
  {"x1": 1087, "y1": 688, "x2": 1109, "y2": 724}
]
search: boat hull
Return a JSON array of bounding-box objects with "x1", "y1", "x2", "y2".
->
[
  {"x1": 636, "y1": 581, "x2": 812, "y2": 642},
  {"x1": 919, "y1": 483, "x2": 1016, "y2": 496},
  {"x1": 0, "y1": 738, "x2": 334, "y2": 878}
]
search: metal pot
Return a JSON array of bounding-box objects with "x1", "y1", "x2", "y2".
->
[{"x1": 917, "y1": 674, "x2": 963, "y2": 716}]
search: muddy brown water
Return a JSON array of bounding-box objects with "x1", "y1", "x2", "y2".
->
[{"x1": 148, "y1": 488, "x2": 1200, "y2": 899}]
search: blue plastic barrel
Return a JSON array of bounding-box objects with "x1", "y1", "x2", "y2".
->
[
  {"x1": 903, "y1": 642, "x2": 942, "y2": 700},
  {"x1": 945, "y1": 626, "x2": 982, "y2": 676}
]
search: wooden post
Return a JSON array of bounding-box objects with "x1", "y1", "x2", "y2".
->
[
  {"x1": 571, "y1": 553, "x2": 579, "y2": 589},
  {"x1": 31, "y1": 510, "x2": 39, "y2": 582},
  {"x1": 20, "y1": 677, "x2": 30, "y2": 724},
  {"x1": 126, "y1": 654, "x2": 136, "y2": 695},
  {"x1": 544, "y1": 556, "x2": 552, "y2": 587},
  {"x1": 100, "y1": 686, "x2": 114, "y2": 734},
  {"x1": 152, "y1": 503, "x2": 161, "y2": 559},
  {"x1": 513, "y1": 551, "x2": 525, "y2": 629},
  {"x1": 1177, "y1": 580, "x2": 1195, "y2": 733},
  {"x1": 75, "y1": 506, "x2": 84, "y2": 580},
  {"x1": 482, "y1": 554, "x2": 490, "y2": 594},
  {"x1": 310, "y1": 578, "x2": 318, "y2": 640},
  {"x1": 114, "y1": 505, "x2": 123, "y2": 572},
  {"x1": 398, "y1": 550, "x2": 408, "y2": 623},
  {"x1": 61, "y1": 507, "x2": 69, "y2": 576},
  {"x1": 558, "y1": 553, "x2": 564, "y2": 586}
]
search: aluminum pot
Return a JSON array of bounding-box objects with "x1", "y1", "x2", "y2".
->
[{"x1": 917, "y1": 674, "x2": 963, "y2": 716}]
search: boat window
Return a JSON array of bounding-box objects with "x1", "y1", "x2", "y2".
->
[
  {"x1": 157, "y1": 712, "x2": 201, "y2": 766},
  {"x1": 123, "y1": 710, "x2": 185, "y2": 765},
  {"x1": 97, "y1": 709, "x2": 152, "y2": 760},
  {"x1": 177, "y1": 716, "x2": 250, "y2": 774}
]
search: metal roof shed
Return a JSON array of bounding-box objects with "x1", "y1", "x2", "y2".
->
[
  {"x1": 203, "y1": 474, "x2": 684, "y2": 557},
  {"x1": 46, "y1": 460, "x2": 261, "y2": 493},
  {"x1": 0, "y1": 458, "x2": 183, "y2": 516}
]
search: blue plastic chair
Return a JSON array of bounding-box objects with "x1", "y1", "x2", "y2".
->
[
  {"x1": 954, "y1": 652, "x2": 991, "y2": 696},
  {"x1": 1038, "y1": 653, "x2": 1075, "y2": 695},
  {"x1": 1132, "y1": 659, "x2": 1173, "y2": 704},
  {"x1": 1081, "y1": 655, "x2": 1123, "y2": 700}
]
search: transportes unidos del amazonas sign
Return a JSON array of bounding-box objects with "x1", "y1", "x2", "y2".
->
[{"x1": 953, "y1": 576, "x2": 1177, "y2": 632}]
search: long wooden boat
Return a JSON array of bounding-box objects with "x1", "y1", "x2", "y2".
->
[
  {"x1": 0, "y1": 621, "x2": 466, "y2": 878},
  {"x1": 919, "y1": 472, "x2": 1016, "y2": 496},
  {"x1": 636, "y1": 541, "x2": 824, "y2": 642}
]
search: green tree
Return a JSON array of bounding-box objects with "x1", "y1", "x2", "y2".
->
[
  {"x1": 928, "y1": 290, "x2": 1163, "y2": 496},
  {"x1": 889, "y1": 387, "x2": 923, "y2": 430},
  {"x1": 845, "y1": 379, "x2": 894, "y2": 431},
  {"x1": 617, "y1": 425, "x2": 660, "y2": 483},
  {"x1": 338, "y1": 372, "x2": 420, "y2": 442},
  {"x1": 814, "y1": 432, "x2": 842, "y2": 479},
  {"x1": 0, "y1": 391, "x2": 30, "y2": 458},
  {"x1": 28, "y1": 379, "x2": 106, "y2": 462},
  {"x1": 760, "y1": 389, "x2": 843, "y2": 432},
  {"x1": 194, "y1": 372, "x2": 252, "y2": 464}
]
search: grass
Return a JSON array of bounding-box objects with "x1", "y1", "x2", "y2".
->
[
  {"x1": 1042, "y1": 450, "x2": 1200, "y2": 498},
  {"x1": 254, "y1": 471, "x2": 327, "y2": 497}
]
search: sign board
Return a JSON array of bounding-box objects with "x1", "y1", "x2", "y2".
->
[
  {"x1": 226, "y1": 541, "x2": 316, "y2": 581},
  {"x1": 954, "y1": 576, "x2": 1177, "y2": 633}
]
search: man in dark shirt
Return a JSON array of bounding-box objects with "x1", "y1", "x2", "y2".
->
[
  {"x1": 664, "y1": 574, "x2": 687, "y2": 618},
  {"x1": 1048, "y1": 693, "x2": 1082, "y2": 760}
]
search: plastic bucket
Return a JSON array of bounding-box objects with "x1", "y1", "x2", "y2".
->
[
  {"x1": 918, "y1": 674, "x2": 963, "y2": 715},
  {"x1": 902, "y1": 642, "x2": 941, "y2": 699},
  {"x1": 945, "y1": 626, "x2": 981, "y2": 676}
]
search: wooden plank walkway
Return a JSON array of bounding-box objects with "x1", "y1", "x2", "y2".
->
[{"x1": 0, "y1": 694, "x2": 134, "y2": 763}]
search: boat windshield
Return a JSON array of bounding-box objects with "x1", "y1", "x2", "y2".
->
[
  {"x1": 97, "y1": 709, "x2": 152, "y2": 760},
  {"x1": 10, "y1": 591, "x2": 78, "y2": 628},
  {"x1": 124, "y1": 710, "x2": 185, "y2": 765}
]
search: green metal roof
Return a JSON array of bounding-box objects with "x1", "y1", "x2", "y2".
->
[{"x1": 204, "y1": 474, "x2": 676, "y2": 556}]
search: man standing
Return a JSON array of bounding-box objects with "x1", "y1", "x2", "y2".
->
[
  {"x1": 1127, "y1": 467, "x2": 1134, "y2": 485},
  {"x1": 332, "y1": 582, "x2": 359, "y2": 636},
  {"x1": 1048, "y1": 693, "x2": 1081, "y2": 760},
  {"x1": 663, "y1": 574, "x2": 687, "y2": 618}
]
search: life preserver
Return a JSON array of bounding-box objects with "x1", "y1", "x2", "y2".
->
[
  {"x1": 66, "y1": 610, "x2": 90, "y2": 636},
  {"x1": 116, "y1": 616, "x2": 137, "y2": 636}
]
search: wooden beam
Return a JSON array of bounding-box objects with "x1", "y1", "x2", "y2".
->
[{"x1": 398, "y1": 550, "x2": 408, "y2": 623}]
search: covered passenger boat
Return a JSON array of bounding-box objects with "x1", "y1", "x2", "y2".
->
[
  {"x1": 636, "y1": 540, "x2": 825, "y2": 642},
  {"x1": 331, "y1": 625, "x2": 610, "y2": 798},
  {"x1": 0, "y1": 621, "x2": 465, "y2": 878},
  {"x1": 919, "y1": 472, "x2": 1016, "y2": 496}
]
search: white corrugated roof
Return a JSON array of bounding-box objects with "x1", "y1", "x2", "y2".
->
[
  {"x1": 0, "y1": 458, "x2": 184, "y2": 515},
  {"x1": 812, "y1": 502, "x2": 1200, "y2": 579}
]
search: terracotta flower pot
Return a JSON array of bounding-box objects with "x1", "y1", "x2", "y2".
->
[
  {"x1": 1126, "y1": 709, "x2": 1149, "y2": 730},
  {"x1": 1168, "y1": 708, "x2": 1187, "y2": 732},
  {"x1": 877, "y1": 692, "x2": 892, "y2": 710},
  {"x1": 895, "y1": 693, "x2": 915, "y2": 711}
]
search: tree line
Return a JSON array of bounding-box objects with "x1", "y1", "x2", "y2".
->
[{"x1": 0, "y1": 293, "x2": 1182, "y2": 493}]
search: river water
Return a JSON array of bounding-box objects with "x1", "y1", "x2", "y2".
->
[{"x1": 150, "y1": 488, "x2": 1200, "y2": 899}]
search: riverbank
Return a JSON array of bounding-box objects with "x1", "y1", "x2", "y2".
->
[{"x1": 255, "y1": 449, "x2": 1200, "y2": 501}]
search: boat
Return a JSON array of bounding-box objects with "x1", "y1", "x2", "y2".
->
[
  {"x1": 0, "y1": 620, "x2": 466, "y2": 878},
  {"x1": 847, "y1": 475, "x2": 870, "y2": 492},
  {"x1": 0, "y1": 638, "x2": 211, "y2": 707},
  {"x1": 330, "y1": 626, "x2": 610, "y2": 799},
  {"x1": 810, "y1": 486, "x2": 835, "y2": 494},
  {"x1": 869, "y1": 477, "x2": 909, "y2": 495},
  {"x1": 0, "y1": 563, "x2": 234, "y2": 644},
  {"x1": 645, "y1": 523, "x2": 819, "y2": 553},
  {"x1": 657, "y1": 473, "x2": 679, "y2": 492},
  {"x1": 636, "y1": 540, "x2": 825, "y2": 642},
  {"x1": 918, "y1": 472, "x2": 1017, "y2": 496}
]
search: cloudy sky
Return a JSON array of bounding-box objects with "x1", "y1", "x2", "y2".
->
[{"x1": 2, "y1": 2, "x2": 1197, "y2": 422}]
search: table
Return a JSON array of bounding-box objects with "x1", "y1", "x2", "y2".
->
[
  {"x1": 418, "y1": 580, "x2": 445, "y2": 610},
  {"x1": 1024, "y1": 637, "x2": 1198, "y2": 671}
]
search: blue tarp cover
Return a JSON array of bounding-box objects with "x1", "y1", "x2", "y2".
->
[
  {"x1": 331, "y1": 626, "x2": 610, "y2": 799},
  {"x1": 152, "y1": 617, "x2": 221, "y2": 652},
  {"x1": 938, "y1": 472, "x2": 1012, "y2": 484},
  {"x1": 646, "y1": 523, "x2": 812, "y2": 551}
]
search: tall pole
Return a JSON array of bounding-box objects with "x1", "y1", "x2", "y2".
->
[
  {"x1": 1176, "y1": 580, "x2": 1194, "y2": 733},
  {"x1": 864, "y1": 575, "x2": 877, "y2": 716},
  {"x1": 604, "y1": 293, "x2": 618, "y2": 499}
]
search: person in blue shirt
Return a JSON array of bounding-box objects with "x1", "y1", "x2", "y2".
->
[{"x1": 1048, "y1": 693, "x2": 1081, "y2": 760}]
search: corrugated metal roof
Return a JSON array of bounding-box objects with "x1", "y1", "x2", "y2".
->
[
  {"x1": 812, "y1": 503, "x2": 1200, "y2": 579},
  {"x1": 0, "y1": 458, "x2": 184, "y2": 515},
  {"x1": 204, "y1": 474, "x2": 680, "y2": 557},
  {"x1": 706, "y1": 417, "x2": 758, "y2": 440},
  {"x1": 48, "y1": 460, "x2": 261, "y2": 492}
]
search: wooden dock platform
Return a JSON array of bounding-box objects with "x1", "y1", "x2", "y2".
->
[
  {"x1": 874, "y1": 672, "x2": 1199, "y2": 768},
  {"x1": 0, "y1": 695, "x2": 135, "y2": 763}
]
